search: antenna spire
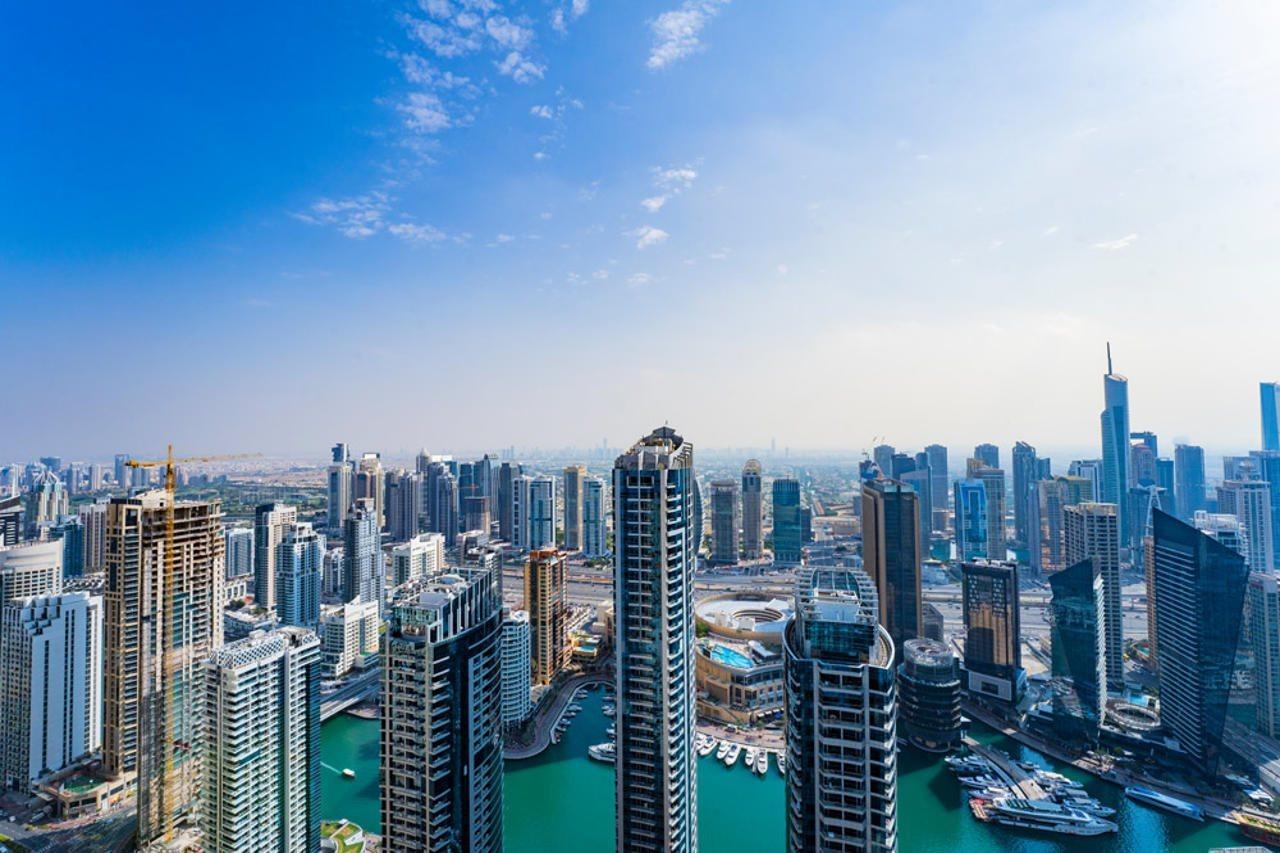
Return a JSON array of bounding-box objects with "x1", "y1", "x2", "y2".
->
[{"x1": 1106, "y1": 341, "x2": 1113, "y2": 375}]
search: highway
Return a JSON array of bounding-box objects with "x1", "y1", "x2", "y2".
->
[{"x1": 320, "y1": 667, "x2": 381, "y2": 721}]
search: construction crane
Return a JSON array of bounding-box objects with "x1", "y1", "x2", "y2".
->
[{"x1": 125, "y1": 445, "x2": 260, "y2": 845}]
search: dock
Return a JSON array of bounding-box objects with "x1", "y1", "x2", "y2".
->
[{"x1": 965, "y1": 739, "x2": 1049, "y2": 800}]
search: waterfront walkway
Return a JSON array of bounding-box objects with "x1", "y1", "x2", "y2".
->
[
  {"x1": 964, "y1": 739, "x2": 1047, "y2": 800},
  {"x1": 506, "y1": 672, "x2": 610, "y2": 760}
]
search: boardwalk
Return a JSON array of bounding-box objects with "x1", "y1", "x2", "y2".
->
[
  {"x1": 505, "y1": 673, "x2": 610, "y2": 760},
  {"x1": 965, "y1": 738, "x2": 1048, "y2": 800}
]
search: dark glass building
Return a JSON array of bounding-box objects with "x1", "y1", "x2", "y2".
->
[
  {"x1": 1048, "y1": 558, "x2": 1105, "y2": 731},
  {"x1": 961, "y1": 560, "x2": 1024, "y2": 705},
  {"x1": 772, "y1": 478, "x2": 802, "y2": 566},
  {"x1": 898, "y1": 638, "x2": 963, "y2": 753},
  {"x1": 862, "y1": 479, "x2": 921, "y2": 665}
]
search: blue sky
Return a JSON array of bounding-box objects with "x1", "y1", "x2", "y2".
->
[{"x1": 4, "y1": 1, "x2": 1280, "y2": 459}]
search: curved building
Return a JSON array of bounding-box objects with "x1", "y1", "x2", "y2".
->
[{"x1": 897, "y1": 639, "x2": 963, "y2": 753}]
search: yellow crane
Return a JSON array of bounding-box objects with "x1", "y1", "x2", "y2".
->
[{"x1": 125, "y1": 445, "x2": 260, "y2": 844}]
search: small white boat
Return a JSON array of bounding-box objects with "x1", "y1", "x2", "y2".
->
[
  {"x1": 602, "y1": 705, "x2": 616, "y2": 718},
  {"x1": 715, "y1": 741, "x2": 731, "y2": 761},
  {"x1": 754, "y1": 751, "x2": 768, "y2": 775},
  {"x1": 342, "y1": 768, "x2": 356, "y2": 779},
  {"x1": 744, "y1": 747, "x2": 758, "y2": 769},
  {"x1": 697, "y1": 737, "x2": 716, "y2": 757},
  {"x1": 777, "y1": 752, "x2": 786, "y2": 776},
  {"x1": 588, "y1": 742, "x2": 616, "y2": 764},
  {"x1": 724, "y1": 743, "x2": 742, "y2": 767}
]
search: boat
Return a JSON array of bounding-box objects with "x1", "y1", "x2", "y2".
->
[
  {"x1": 1124, "y1": 786, "x2": 1203, "y2": 821},
  {"x1": 1057, "y1": 795, "x2": 1115, "y2": 818},
  {"x1": 960, "y1": 774, "x2": 1005, "y2": 789},
  {"x1": 602, "y1": 705, "x2": 616, "y2": 718},
  {"x1": 606, "y1": 725, "x2": 616, "y2": 739},
  {"x1": 755, "y1": 751, "x2": 768, "y2": 775},
  {"x1": 777, "y1": 752, "x2": 786, "y2": 776},
  {"x1": 724, "y1": 743, "x2": 742, "y2": 767},
  {"x1": 697, "y1": 737, "x2": 716, "y2": 757},
  {"x1": 588, "y1": 742, "x2": 616, "y2": 764},
  {"x1": 945, "y1": 755, "x2": 992, "y2": 775},
  {"x1": 1034, "y1": 770, "x2": 1084, "y2": 790},
  {"x1": 567, "y1": 704, "x2": 583, "y2": 713},
  {"x1": 341, "y1": 768, "x2": 356, "y2": 779},
  {"x1": 716, "y1": 741, "x2": 731, "y2": 761},
  {"x1": 1238, "y1": 812, "x2": 1280, "y2": 847},
  {"x1": 985, "y1": 798, "x2": 1117, "y2": 836},
  {"x1": 744, "y1": 747, "x2": 758, "y2": 769}
]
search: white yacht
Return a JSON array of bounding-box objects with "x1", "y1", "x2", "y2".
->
[
  {"x1": 588, "y1": 742, "x2": 616, "y2": 764},
  {"x1": 744, "y1": 747, "x2": 758, "y2": 770},
  {"x1": 985, "y1": 798, "x2": 1117, "y2": 836},
  {"x1": 716, "y1": 741, "x2": 731, "y2": 761},
  {"x1": 724, "y1": 743, "x2": 742, "y2": 767},
  {"x1": 754, "y1": 750, "x2": 768, "y2": 775},
  {"x1": 697, "y1": 736, "x2": 717, "y2": 757},
  {"x1": 960, "y1": 774, "x2": 1004, "y2": 789},
  {"x1": 776, "y1": 752, "x2": 786, "y2": 776}
]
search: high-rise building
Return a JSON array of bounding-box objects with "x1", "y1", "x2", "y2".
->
[
  {"x1": 103, "y1": 491, "x2": 224, "y2": 845},
  {"x1": 224, "y1": 525, "x2": 254, "y2": 579},
  {"x1": 953, "y1": 480, "x2": 988, "y2": 562},
  {"x1": 385, "y1": 469, "x2": 423, "y2": 543},
  {"x1": 1263, "y1": 382, "x2": 1280, "y2": 452},
  {"x1": 924, "y1": 445, "x2": 949, "y2": 516},
  {"x1": 1100, "y1": 351, "x2": 1131, "y2": 547},
  {"x1": 500, "y1": 608, "x2": 532, "y2": 732},
  {"x1": 381, "y1": 568, "x2": 503, "y2": 853},
  {"x1": 1193, "y1": 511, "x2": 1248, "y2": 556},
  {"x1": 563, "y1": 465, "x2": 586, "y2": 551},
  {"x1": 342, "y1": 499, "x2": 382, "y2": 613},
  {"x1": 972, "y1": 466, "x2": 1006, "y2": 562},
  {"x1": 899, "y1": 468, "x2": 933, "y2": 552},
  {"x1": 253, "y1": 503, "x2": 298, "y2": 613},
  {"x1": 784, "y1": 566, "x2": 897, "y2": 852},
  {"x1": 1250, "y1": 450, "x2": 1280, "y2": 571},
  {"x1": 772, "y1": 478, "x2": 803, "y2": 566},
  {"x1": 582, "y1": 476, "x2": 607, "y2": 558},
  {"x1": 1063, "y1": 503, "x2": 1122, "y2": 692},
  {"x1": 461, "y1": 495, "x2": 491, "y2": 536},
  {"x1": 391, "y1": 532, "x2": 445, "y2": 587},
  {"x1": 1048, "y1": 559, "x2": 1106, "y2": 728},
  {"x1": 430, "y1": 470, "x2": 459, "y2": 546},
  {"x1": 709, "y1": 479, "x2": 739, "y2": 565},
  {"x1": 0, "y1": 494, "x2": 23, "y2": 547},
  {"x1": 318, "y1": 599, "x2": 379, "y2": 679},
  {"x1": 613, "y1": 427, "x2": 698, "y2": 853},
  {"x1": 1011, "y1": 441, "x2": 1041, "y2": 552},
  {"x1": 355, "y1": 453, "x2": 386, "y2": 530},
  {"x1": 741, "y1": 460, "x2": 763, "y2": 560},
  {"x1": 326, "y1": 446, "x2": 354, "y2": 533},
  {"x1": 497, "y1": 462, "x2": 522, "y2": 542},
  {"x1": 1151, "y1": 510, "x2": 1249, "y2": 774},
  {"x1": 89, "y1": 462, "x2": 106, "y2": 492},
  {"x1": 1034, "y1": 476, "x2": 1092, "y2": 571},
  {"x1": 0, "y1": 539, "x2": 63, "y2": 605},
  {"x1": 961, "y1": 559, "x2": 1024, "y2": 704},
  {"x1": 897, "y1": 638, "x2": 962, "y2": 753},
  {"x1": 277, "y1": 522, "x2": 324, "y2": 630},
  {"x1": 528, "y1": 476, "x2": 556, "y2": 550},
  {"x1": 524, "y1": 548, "x2": 568, "y2": 686},
  {"x1": 862, "y1": 479, "x2": 921, "y2": 664},
  {"x1": 1250, "y1": 572, "x2": 1280, "y2": 739},
  {"x1": 872, "y1": 444, "x2": 896, "y2": 479},
  {"x1": 79, "y1": 499, "x2": 109, "y2": 574},
  {"x1": 201, "y1": 627, "x2": 321, "y2": 853},
  {"x1": 24, "y1": 470, "x2": 68, "y2": 538},
  {"x1": 973, "y1": 443, "x2": 1000, "y2": 470},
  {"x1": 1217, "y1": 473, "x2": 1274, "y2": 571},
  {"x1": 0, "y1": 590, "x2": 103, "y2": 786},
  {"x1": 1174, "y1": 444, "x2": 1206, "y2": 520}
]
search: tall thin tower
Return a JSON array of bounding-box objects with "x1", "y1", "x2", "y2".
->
[{"x1": 1100, "y1": 344, "x2": 1131, "y2": 547}]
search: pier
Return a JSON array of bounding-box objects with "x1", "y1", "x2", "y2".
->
[{"x1": 964, "y1": 738, "x2": 1049, "y2": 800}]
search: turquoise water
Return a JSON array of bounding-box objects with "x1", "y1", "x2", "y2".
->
[
  {"x1": 320, "y1": 693, "x2": 1255, "y2": 851},
  {"x1": 709, "y1": 643, "x2": 755, "y2": 669}
]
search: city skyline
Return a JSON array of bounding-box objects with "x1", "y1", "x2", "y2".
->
[{"x1": 5, "y1": 2, "x2": 1280, "y2": 456}]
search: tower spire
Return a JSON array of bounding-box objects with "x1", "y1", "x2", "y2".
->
[{"x1": 1106, "y1": 341, "x2": 1113, "y2": 375}]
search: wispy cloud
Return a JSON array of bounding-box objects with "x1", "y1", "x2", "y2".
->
[
  {"x1": 627, "y1": 272, "x2": 655, "y2": 287},
  {"x1": 639, "y1": 164, "x2": 699, "y2": 212},
  {"x1": 388, "y1": 222, "x2": 448, "y2": 244},
  {"x1": 1093, "y1": 233, "x2": 1139, "y2": 251},
  {"x1": 647, "y1": 0, "x2": 731, "y2": 70},
  {"x1": 628, "y1": 225, "x2": 669, "y2": 249},
  {"x1": 551, "y1": 0, "x2": 590, "y2": 34},
  {"x1": 530, "y1": 104, "x2": 554, "y2": 119},
  {"x1": 293, "y1": 192, "x2": 448, "y2": 244}
]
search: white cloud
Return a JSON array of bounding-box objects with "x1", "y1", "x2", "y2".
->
[
  {"x1": 647, "y1": 0, "x2": 731, "y2": 70},
  {"x1": 497, "y1": 51, "x2": 545, "y2": 83},
  {"x1": 592, "y1": 268, "x2": 610, "y2": 280},
  {"x1": 640, "y1": 195, "x2": 667, "y2": 213},
  {"x1": 1043, "y1": 225, "x2": 1060, "y2": 236},
  {"x1": 628, "y1": 226, "x2": 669, "y2": 249},
  {"x1": 530, "y1": 104, "x2": 553, "y2": 119},
  {"x1": 533, "y1": 150, "x2": 549, "y2": 161},
  {"x1": 572, "y1": 0, "x2": 590, "y2": 16},
  {"x1": 639, "y1": 164, "x2": 699, "y2": 213},
  {"x1": 293, "y1": 193, "x2": 391, "y2": 239},
  {"x1": 495, "y1": 233, "x2": 515, "y2": 243},
  {"x1": 1093, "y1": 233, "x2": 1139, "y2": 251},
  {"x1": 397, "y1": 91, "x2": 451, "y2": 133},
  {"x1": 628, "y1": 272, "x2": 654, "y2": 287},
  {"x1": 485, "y1": 15, "x2": 534, "y2": 50},
  {"x1": 388, "y1": 222, "x2": 448, "y2": 244}
]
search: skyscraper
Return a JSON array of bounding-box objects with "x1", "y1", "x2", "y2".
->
[
  {"x1": 524, "y1": 548, "x2": 568, "y2": 686},
  {"x1": 24, "y1": 469, "x2": 68, "y2": 538},
  {"x1": 391, "y1": 532, "x2": 445, "y2": 586},
  {"x1": 0, "y1": 539, "x2": 62, "y2": 604},
  {"x1": 784, "y1": 566, "x2": 898, "y2": 852},
  {"x1": 277, "y1": 522, "x2": 324, "y2": 630},
  {"x1": 1034, "y1": 476, "x2": 1093, "y2": 571},
  {"x1": 0, "y1": 494, "x2": 22, "y2": 547},
  {"x1": 201, "y1": 627, "x2": 321, "y2": 853},
  {"x1": 253, "y1": 503, "x2": 297, "y2": 613},
  {"x1": 381, "y1": 568, "x2": 503, "y2": 852},
  {"x1": 862, "y1": 479, "x2": 921, "y2": 664},
  {"x1": 385, "y1": 469, "x2": 423, "y2": 542},
  {"x1": 899, "y1": 468, "x2": 933, "y2": 554},
  {"x1": 342, "y1": 499, "x2": 382, "y2": 611},
  {"x1": 772, "y1": 478, "x2": 802, "y2": 566},
  {"x1": 500, "y1": 608, "x2": 532, "y2": 732},
  {"x1": 973, "y1": 443, "x2": 1000, "y2": 470},
  {"x1": 872, "y1": 444, "x2": 896, "y2": 479},
  {"x1": 897, "y1": 638, "x2": 962, "y2": 754},
  {"x1": 582, "y1": 476, "x2": 608, "y2": 558},
  {"x1": 1250, "y1": 572, "x2": 1280, "y2": 739},
  {"x1": 562, "y1": 464, "x2": 586, "y2": 551},
  {"x1": 1174, "y1": 444, "x2": 1206, "y2": 520},
  {"x1": 103, "y1": 491, "x2": 224, "y2": 845},
  {"x1": 528, "y1": 476, "x2": 556, "y2": 550},
  {"x1": 613, "y1": 427, "x2": 698, "y2": 853},
  {"x1": 953, "y1": 480, "x2": 988, "y2": 562},
  {"x1": 78, "y1": 498, "x2": 109, "y2": 574},
  {"x1": 709, "y1": 479, "x2": 739, "y2": 565},
  {"x1": 327, "y1": 445, "x2": 354, "y2": 533},
  {"x1": 924, "y1": 444, "x2": 949, "y2": 516},
  {"x1": 1151, "y1": 510, "x2": 1249, "y2": 774},
  {"x1": 224, "y1": 525, "x2": 254, "y2": 580},
  {"x1": 961, "y1": 559, "x2": 1023, "y2": 704},
  {"x1": 1048, "y1": 559, "x2": 1106, "y2": 729},
  {"x1": 355, "y1": 452, "x2": 386, "y2": 529},
  {"x1": 1063, "y1": 502, "x2": 1122, "y2": 692},
  {"x1": 741, "y1": 460, "x2": 763, "y2": 560},
  {"x1": 497, "y1": 461, "x2": 522, "y2": 542},
  {"x1": 1217, "y1": 472, "x2": 1274, "y2": 571},
  {"x1": 1250, "y1": 450, "x2": 1280, "y2": 570},
  {"x1": 1100, "y1": 349, "x2": 1131, "y2": 547},
  {"x1": 1011, "y1": 441, "x2": 1042, "y2": 552},
  {"x1": 1262, "y1": 381, "x2": 1280, "y2": 452},
  {"x1": 972, "y1": 465, "x2": 1006, "y2": 562}
]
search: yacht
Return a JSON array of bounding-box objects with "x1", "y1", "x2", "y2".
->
[
  {"x1": 602, "y1": 704, "x2": 616, "y2": 718},
  {"x1": 341, "y1": 768, "x2": 356, "y2": 779},
  {"x1": 985, "y1": 798, "x2": 1117, "y2": 836},
  {"x1": 946, "y1": 754, "x2": 993, "y2": 775},
  {"x1": 754, "y1": 750, "x2": 768, "y2": 775},
  {"x1": 588, "y1": 742, "x2": 616, "y2": 764},
  {"x1": 1057, "y1": 794, "x2": 1115, "y2": 818},
  {"x1": 724, "y1": 743, "x2": 742, "y2": 767},
  {"x1": 960, "y1": 774, "x2": 1005, "y2": 789},
  {"x1": 606, "y1": 725, "x2": 616, "y2": 739},
  {"x1": 1034, "y1": 770, "x2": 1083, "y2": 790},
  {"x1": 716, "y1": 741, "x2": 731, "y2": 761},
  {"x1": 697, "y1": 736, "x2": 716, "y2": 757},
  {"x1": 1124, "y1": 786, "x2": 1204, "y2": 821},
  {"x1": 744, "y1": 747, "x2": 758, "y2": 770},
  {"x1": 776, "y1": 752, "x2": 786, "y2": 776}
]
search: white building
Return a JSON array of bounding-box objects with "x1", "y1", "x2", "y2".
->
[
  {"x1": 501, "y1": 609, "x2": 532, "y2": 731},
  {"x1": 78, "y1": 499, "x2": 109, "y2": 574},
  {"x1": 1218, "y1": 476, "x2": 1274, "y2": 571},
  {"x1": 0, "y1": 591, "x2": 103, "y2": 787},
  {"x1": 391, "y1": 532, "x2": 445, "y2": 587},
  {"x1": 202, "y1": 627, "x2": 321, "y2": 852},
  {"x1": 319, "y1": 599, "x2": 380, "y2": 679},
  {"x1": 0, "y1": 540, "x2": 63, "y2": 604}
]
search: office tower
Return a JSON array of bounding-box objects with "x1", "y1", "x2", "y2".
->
[
  {"x1": 0, "y1": 539, "x2": 62, "y2": 604},
  {"x1": 953, "y1": 480, "x2": 988, "y2": 561},
  {"x1": 1224, "y1": 455, "x2": 1251, "y2": 481},
  {"x1": 318, "y1": 599, "x2": 379, "y2": 678},
  {"x1": 391, "y1": 532, "x2": 445, "y2": 586},
  {"x1": 897, "y1": 638, "x2": 962, "y2": 753},
  {"x1": 1151, "y1": 510, "x2": 1249, "y2": 773},
  {"x1": 1049, "y1": 559, "x2": 1106, "y2": 728},
  {"x1": 900, "y1": 468, "x2": 933, "y2": 552},
  {"x1": 923, "y1": 603, "x2": 945, "y2": 642},
  {"x1": 1100, "y1": 350, "x2": 1131, "y2": 546},
  {"x1": 381, "y1": 568, "x2": 503, "y2": 853},
  {"x1": 1264, "y1": 382, "x2": 1280, "y2": 452},
  {"x1": 528, "y1": 476, "x2": 556, "y2": 550},
  {"x1": 1174, "y1": 444, "x2": 1206, "y2": 520},
  {"x1": 1193, "y1": 511, "x2": 1248, "y2": 556},
  {"x1": 65, "y1": 461, "x2": 84, "y2": 494},
  {"x1": 613, "y1": 427, "x2": 698, "y2": 853},
  {"x1": 326, "y1": 453, "x2": 354, "y2": 533},
  {"x1": 1063, "y1": 503, "x2": 1122, "y2": 692},
  {"x1": 972, "y1": 466, "x2": 1006, "y2": 561},
  {"x1": 385, "y1": 470, "x2": 423, "y2": 542},
  {"x1": 431, "y1": 470, "x2": 459, "y2": 546},
  {"x1": 500, "y1": 608, "x2": 532, "y2": 732},
  {"x1": 509, "y1": 475, "x2": 531, "y2": 550},
  {"x1": 114, "y1": 453, "x2": 131, "y2": 491},
  {"x1": 24, "y1": 469, "x2": 68, "y2": 537},
  {"x1": 741, "y1": 460, "x2": 763, "y2": 559},
  {"x1": 253, "y1": 503, "x2": 297, "y2": 613},
  {"x1": 709, "y1": 480, "x2": 739, "y2": 564},
  {"x1": 89, "y1": 462, "x2": 105, "y2": 492},
  {"x1": 342, "y1": 499, "x2": 382, "y2": 610},
  {"x1": 972, "y1": 443, "x2": 998, "y2": 471},
  {"x1": 224, "y1": 526, "x2": 254, "y2": 579},
  {"x1": 202, "y1": 627, "x2": 320, "y2": 853},
  {"x1": 476, "y1": 454, "x2": 498, "y2": 508},
  {"x1": 889, "y1": 453, "x2": 915, "y2": 479},
  {"x1": 0, "y1": 590, "x2": 103, "y2": 785},
  {"x1": 961, "y1": 559, "x2": 1024, "y2": 704},
  {"x1": 563, "y1": 465, "x2": 586, "y2": 551},
  {"x1": 78, "y1": 499, "x2": 109, "y2": 574},
  {"x1": 1250, "y1": 450, "x2": 1280, "y2": 570},
  {"x1": 800, "y1": 506, "x2": 813, "y2": 543},
  {"x1": 872, "y1": 444, "x2": 896, "y2": 479},
  {"x1": 1011, "y1": 442, "x2": 1041, "y2": 552},
  {"x1": 784, "y1": 566, "x2": 898, "y2": 852},
  {"x1": 524, "y1": 548, "x2": 568, "y2": 685},
  {"x1": 277, "y1": 522, "x2": 324, "y2": 630},
  {"x1": 0, "y1": 494, "x2": 22, "y2": 546},
  {"x1": 1067, "y1": 459, "x2": 1102, "y2": 503},
  {"x1": 461, "y1": 496, "x2": 491, "y2": 537},
  {"x1": 497, "y1": 462, "x2": 522, "y2": 541},
  {"x1": 103, "y1": 491, "x2": 223, "y2": 845},
  {"x1": 582, "y1": 476, "x2": 607, "y2": 558},
  {"x1": 1034, "y1": 476, "x2": 1091, "y2": 571},
  {"x1": 47, "y1": 516, "x2": 83, "y2": 577},
  {"x1": 772, "y1": 478, "x2": 803, "y2": 566},
  {"x1": 862, "y1": 479, "x2": 921, "y2": 664},
  {"x1": 353, "y1": 453, "x2": 385, "y2": 529},
  {"x1": 1251, "y1": 572, "x2": 1280, "y2": 738},
  {"x1": 924, "y1": 445, "x2": 949, "y2": 515},
  {"x1": 1217, "y1": 473, "x2": 1274, "y2": 571}
]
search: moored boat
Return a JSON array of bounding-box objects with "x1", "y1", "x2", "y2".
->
[
  {"x1": 716, "y1": 741, "x2": 731, "y2": 761},
  {"x1": 755, "y1": 750, "x2": 768, "y2": 775},
  {"x1": 985, "y1": 797, "x2": 1117, "y2": 836},
  {"x1": 724, "y1": 743, "x2": 742, "y2": 767},
  {"x1": 588, "y1": 742, "x2": 616, "y2": 764},
  {"x1": 1238, "y1": 811, "x2": 1280, "y2": 846},
  {"x1": 1124, "y1": 786, "x2": 1204, "y2": 821}
]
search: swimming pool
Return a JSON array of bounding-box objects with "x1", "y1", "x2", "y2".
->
[{"x1": 709, "y1": 644, "x2": 754, "y2": 669}]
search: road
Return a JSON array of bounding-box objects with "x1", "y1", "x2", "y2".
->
[{"x1": 320, "y1": 667, "x2": 381, "y2": 721}]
